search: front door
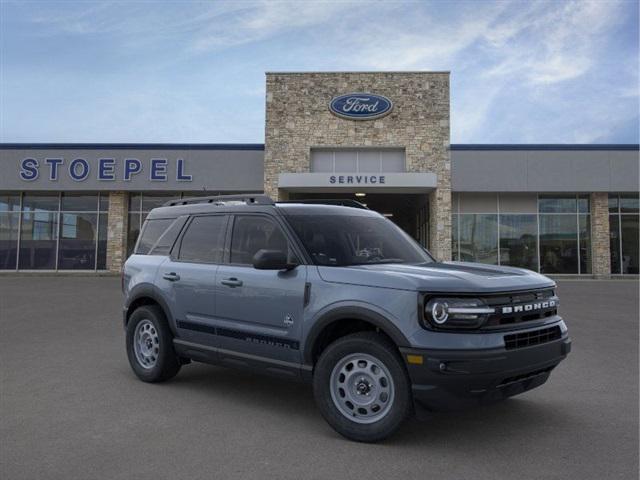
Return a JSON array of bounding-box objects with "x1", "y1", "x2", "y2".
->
[{"x1": 214, "y1": 214, "x2": 306, "y2": 363}]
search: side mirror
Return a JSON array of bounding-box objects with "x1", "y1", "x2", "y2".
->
[{"x1": 252, "y1": 249, "x2": 296, "y2": 270}]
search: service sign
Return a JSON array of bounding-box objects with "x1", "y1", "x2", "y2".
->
[{"x1": 329, "y1": 93, "x2": 393, "y2": 120}]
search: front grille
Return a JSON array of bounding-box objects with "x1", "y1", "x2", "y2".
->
[
  {"x1": 482, "y1": 288, "x2": 558, "y2": 328},
  {"x1": 504, "y1": 326, "x2": 562, "y2": 350}
]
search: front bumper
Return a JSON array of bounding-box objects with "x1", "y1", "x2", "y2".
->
[{"x1": 400, "y1": 333, "x2": 571, "y2": 412}]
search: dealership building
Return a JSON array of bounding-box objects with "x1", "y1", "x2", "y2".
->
[{"x1": 0, "y1": 72, "x2": 638, "y2": 276}]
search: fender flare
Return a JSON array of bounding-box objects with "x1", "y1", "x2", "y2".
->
[
  {"x1": 302, "y1": 305, "x2": 410, "y2": 365},
  {"x1": 125, "y1": 284, "x2": 177, "y2": 334}
]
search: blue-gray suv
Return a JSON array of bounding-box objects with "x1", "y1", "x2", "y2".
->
[{"x1": 122, "y1": 194, "x2": 571, "y2": 442}]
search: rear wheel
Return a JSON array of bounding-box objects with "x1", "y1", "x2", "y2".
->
[
  {"x1": 313, "y1": 332, "x2": 411, "y2": 442},
  {"x1": 126, "y1": 305, "x2": 181, "y2": 382}
]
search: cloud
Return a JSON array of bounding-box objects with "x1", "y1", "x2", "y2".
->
[{"x1": 2, "y1": 0, "x2": 637, "y2": 143}]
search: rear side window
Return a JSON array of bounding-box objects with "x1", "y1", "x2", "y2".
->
[
  {"x1": 178, "y1": 215, "x2": 227, "y2": 263},
  {"x1": 135, "y1": 218, "x2": 174, "y2": 255}
]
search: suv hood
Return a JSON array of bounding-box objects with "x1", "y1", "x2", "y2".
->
[{"x1": 317, "y1": 261, "x2": 555, "y2": 293}]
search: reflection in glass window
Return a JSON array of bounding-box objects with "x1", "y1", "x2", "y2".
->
[
  {"x1": 451, "y1": 214, "x2": 459, "y2": 261},
  {"x1": 609, "y1": 215, "x2": 621, "y2": 274},
  {"x1": 458, "y1": 214, "x2": 498, "y2": 264},
  {"x1": 579, "y1": 215, "x2": 591, "y2": 274},
  {"x1": 620, "y1": 215, "x2": 639, "y2": 274},
  {"x1": 499, "y1": 215, "x2": 537, "y2": 270},
  {"x1": 609, "y1": 194, "x2": 639, "y2": 274},
  {"x1": 539, "y1": 215, "x2": 578, "y2": 274},
  {"x1": 97, "y1": 214, "x2": 108, "y2": 270},
  {"x1": 61, "y1": 193, "x2": 99, "y2": 211},
  {"x1": 538, "y1": 196, "x2": 577, "y2": 214},
  {"x1": 620, "y1": 194, "x2": 639, "y2": 214},
  {"x1": 0, "y1": 212, "x2": 19, "y2": 269},
  {"x1": 0, "y1": 193, "x2": 21, "y2": 212},
  {"x1": 58, "y1": 213, "x2": 98, "y2": 269},
  {"x1": 19, "y1": 211, "x2": 59, "y2": 269},
  {"x1": 22, "y1": 193, "x2": 59, "y2": 212}
]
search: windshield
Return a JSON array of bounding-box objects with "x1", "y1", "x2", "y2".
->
[{"x1": 285, "y1": 214, "x2": 434, "y2": 266}]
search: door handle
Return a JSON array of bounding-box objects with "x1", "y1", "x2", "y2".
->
[
  {"x1": 221, "y1": 277, "x2": 243, "y2": 287},
  {"x1": 162, "y1": 272, "x2": 180, "y2": 282}
]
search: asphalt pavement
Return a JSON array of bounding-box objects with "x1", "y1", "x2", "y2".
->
[{"x1": 1, "y1": 276, "x2": 638, "y2": 480}]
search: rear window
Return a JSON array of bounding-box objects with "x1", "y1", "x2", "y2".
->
[{"x1": 135, "y1": 218, "x2": 178, "y2": 255}]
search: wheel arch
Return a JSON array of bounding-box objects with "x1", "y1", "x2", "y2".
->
[
  {"x1": 125, "y1": 285, "x2": 175, "y2": 333},
  {"x1": 303, "y1": 306, "x2": 410, "y2": 366}
]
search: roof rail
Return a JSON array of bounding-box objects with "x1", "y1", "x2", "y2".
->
[
  {"x1": 277, "y1": 199, "x2": 369, "y2": 210},
  {"x1": 163, "y1": 194, "x2": 274, "y2": 207}
]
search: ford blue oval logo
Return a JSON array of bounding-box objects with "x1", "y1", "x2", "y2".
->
[{"x1": 329, "y1": 93, "x2": 393, "y2": 120}]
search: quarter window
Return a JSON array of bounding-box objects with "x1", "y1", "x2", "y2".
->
[
  {"x1": 135, "y1": 218, "x2": 175, "y2": 255},
  {"x1": 178, "y1": 215, "x2": 227, "y2": 264}
]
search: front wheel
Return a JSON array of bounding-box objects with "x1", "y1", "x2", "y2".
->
[{"x1": 313, "y1": 332, "x2": 412, "y2": 442}]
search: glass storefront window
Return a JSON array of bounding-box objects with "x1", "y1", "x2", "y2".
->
[
  {"x1": 58, "y1": 213, "x2": 98, "y2": 269},
  {"x1": 141, "y1": 193, "x2": 179, "y2": 212},
  {"x1": 451, "y1": 214, "x2": 459, "y2": 261},
  {"x1": 19, "y1": 211, "x2": 59, "y2": 269},
  {"x1": 1, "y1": 192, "x2": 108, "y2": 270},
  {"x1": 499, "y1": 214, "x2": 538, "y2": 270},
  {"x1": 620, "y1": 194, "x2": 639, "y2": 214},
  {"x1": 22, "y1": 193, "x2": 59, "y2": 212},
  {"x1": 61, "y1": 193, "x2": 99, "y2": 211},
  {"x1": 538, "y1": 196, "x2": 577, "y2": 213},
  {"x1": 539, "y1": 215, "x2": 578, "y2": 274},
  {"x1": 579, "y1": 215, "x2": 591, "y2": 274},
  {"x1": 610, "y1": 215, "x2": 621, "y2": 274},
  {"x1": 0, "y1": 192, "x2": 21, "y2": 212},
  {"x1": 609, "y1": 194, "x2": 639, "y2": 274},
  {"x1": 620, "y1": 216, "x2": 639, "y2": 274},
  {"x1": 458, "y1": 214, "x2": 498, "y2": 264},
  {"x1": 0, "y1": 212, "x2": 19, "y2": 269}
]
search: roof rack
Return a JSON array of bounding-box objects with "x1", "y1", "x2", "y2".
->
[
  {"x1": 164, "y1": 194, "x2": 274, "y2": 207},
  {"x1": 277, "y1": 199, "x2": 369, "y2": 210}
]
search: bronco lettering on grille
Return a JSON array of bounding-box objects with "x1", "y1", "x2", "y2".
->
[{"x1": 502, "y1": 300, "x2": 556, "y2": 315}]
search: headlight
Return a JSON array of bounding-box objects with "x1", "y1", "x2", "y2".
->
[{"x1": 424, "y1": 297, "x2": 494, "y2": 329}]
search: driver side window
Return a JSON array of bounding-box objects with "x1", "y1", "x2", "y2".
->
[{"x1": 229, "y1": 215, "x2": 293, "y2": 265}]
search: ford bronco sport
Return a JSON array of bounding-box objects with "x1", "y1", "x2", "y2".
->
[{"x1": 122, "y1": 194, "x2": 571, "y2": 442}]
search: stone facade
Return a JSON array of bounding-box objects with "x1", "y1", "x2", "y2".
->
[
  {"x1": 106, "y1": 191, "x2": 129, "y2": 272},
  {"x1": 590, "y1": 192, "x2": 611, "y2": 277},
  {"x1": 264, "y1": 72, "x2": 452, "y2": 261}
]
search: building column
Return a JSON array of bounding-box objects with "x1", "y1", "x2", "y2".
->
[
  {"x1": 429, "y1": 188, "x2": 452, "y2": 262},
  {"x1": 590, "y1": 192, "x2": 611, "y2": 277},
  {"x1": 106, "y1": 191, "x2": 129, "y2": 272}
]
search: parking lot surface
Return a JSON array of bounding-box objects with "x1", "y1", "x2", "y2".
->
[{"x1": 1, "y1": 277, "x2": 638, "y2": 480}]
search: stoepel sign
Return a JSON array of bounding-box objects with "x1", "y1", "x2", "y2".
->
[
  {"x1": 19, "y1": 157, "x2": 192, "y2": 182},
  {"x1": 329, "y1": 93, "x2": 393, "y2": 120}
]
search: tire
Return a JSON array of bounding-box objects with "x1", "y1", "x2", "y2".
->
[
  {"x1": 313, "y1": 331, "x2": 412, "y2": 442},
  {"x1": 126, "y1": 305, "x2": 181, "y2": 383}
]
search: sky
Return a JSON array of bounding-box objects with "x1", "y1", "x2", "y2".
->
[{"x1": 0, "y1": 0, "x2": 638, "y2": 144}]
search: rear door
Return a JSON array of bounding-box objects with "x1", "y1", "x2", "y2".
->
[
  {"x1": 159, "y1": 214, "x2": 228, "y2": 347},
  {"x1": 214, "y1": 214, "x2": 307, "y2": 364}
]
